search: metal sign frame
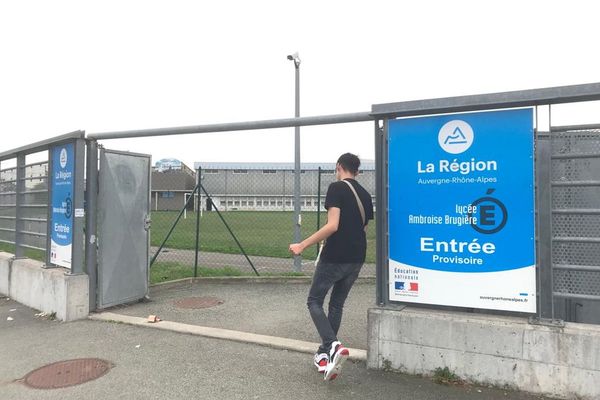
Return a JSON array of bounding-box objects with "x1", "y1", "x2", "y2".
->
[
  {"x1": 47, "y1": 137, "x2": 86, "y2": 273},
  {"x1": 385, "y1": 108, "x2": 536, "y2": 312}
]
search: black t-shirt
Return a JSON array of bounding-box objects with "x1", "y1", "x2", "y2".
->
[{"x1": 320, "y1": 178, "x2": 374, "y2": 264}]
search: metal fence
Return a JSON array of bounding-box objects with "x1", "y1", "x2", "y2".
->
[
  {"x1": 0, "y1": 152, "x2": 49, "y2": 260},
  {"x1": 0, "y1": 131, "x2": 86, "y2": 265},
  {"x1": 549, "y1": 125, "x2": 600, "y2": 323},
  {"x1": 149, "y1": 165, "x2": 377, "y2": 281},
  {"x1": 1, "y1": 82, "x2": 596, "y2": 322}
]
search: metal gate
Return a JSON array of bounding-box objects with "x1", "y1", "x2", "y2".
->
[{"x1": 97, "y1": 148, "x2": 151, "y2": 309}]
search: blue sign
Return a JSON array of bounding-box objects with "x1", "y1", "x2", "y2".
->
[
  {"x1": 50, "y1": 143, "x2": 74, "y2": 268},
  {"x1": 388, "y1": 108, "x2": 536, "y2": 312}
]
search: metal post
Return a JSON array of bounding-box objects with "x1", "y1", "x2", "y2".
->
[
  {"x1": 15, "y1": 153, "x2": 25, "y2": 258},
  {"x1": 184, "y1": 194, "x2": 187, "y2": 220},
  {"x1": 70, "y1": 138, "x2": 86, "y2": 275},
  {"x1": 85, "y1": 139, "x2": 98, "y2": 311},
  {"x1": 288, "y1": 52, "x2": 302, "y2": 272},
  {"x1": 282, "y1": 171, "x2": 286, "y2": 212},
  {"x1": 194, "y1": 167, "x2": 201, "y2": 278},
  {"x1": 317, "y1": 166, "x2": 322, "y2": 257},
  {"x1": 535, "y1": 122, "x2": 554, "y2": 320},
  {"x1": 375, "y1": 119, "x2": 388, "y2": 306},
  {"x1": 45, "y1": 150, "x2": 53, "y2": 265}
]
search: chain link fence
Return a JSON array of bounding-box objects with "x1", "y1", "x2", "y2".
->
[{"x1": 149, "y1": 163, "x2": 376, "y2": 283}]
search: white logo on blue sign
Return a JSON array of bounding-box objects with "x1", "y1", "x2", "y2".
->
[
  {"x1": 438, "y1": 120, "x2": 474, "y2": 154},
  {"x1": 60, "y1": 148, "x2": 68, "y2": 169}
]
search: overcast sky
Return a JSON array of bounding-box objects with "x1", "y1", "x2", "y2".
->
[{"x1": 1, "y1": 1, "x2": 600, "y2": 168}]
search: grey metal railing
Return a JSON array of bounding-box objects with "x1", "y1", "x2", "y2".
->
[{"x1": 0, "y1": 131, "x2": 85, "y2": 271}]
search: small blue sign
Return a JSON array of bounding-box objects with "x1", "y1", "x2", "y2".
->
[
  {"x1": 50, "y1": 143, "x2": 74, "y2": 268},
  {"x1": 388, "y1": 108, "x2": 536, "y2": 312}
]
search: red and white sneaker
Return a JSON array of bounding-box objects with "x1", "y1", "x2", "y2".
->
[
  {"x1": 313, "y1": 353, "x2": 329, "y2": 373},
  {"x1": 324, "y1": 341, "x2": 349, "y2": 381}
]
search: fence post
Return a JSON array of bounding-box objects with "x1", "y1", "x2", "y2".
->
[
  {"x1": 536, "y1": 129, "x2": 554, "y2": 320},
  {"x1": 375, "y1": 119, "x2": 388, "y2": 307},
  {"x1": 45, "y1": 149, "x2": 53, "y2": 265},
  {"x1": 194, "y1": 167, "x2": 201, "y2": 278},
  {"x1": 15, "y1": 153, "x2": 25, "y2": 258},
  {"x1": 69, "y1": 138, "x2": 86, "y2": 275},
  {"x1": 317, "y1": 166, "x2": 322, "y2": 257},
  {"x1": 85, "y1": 139, "x2": 98, "y2": 310}
]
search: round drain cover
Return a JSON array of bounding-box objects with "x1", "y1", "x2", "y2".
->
[
  {"x1": 174, "y1": 296, "x2": 224, "y2": 309},
  {"x1": 23, "y1": 358, "x2": 113, "y2": 389}
]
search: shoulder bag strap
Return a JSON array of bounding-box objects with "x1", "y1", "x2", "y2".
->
[{"x1": 342, "y1": 180, "x2": 366, "y2": 226}]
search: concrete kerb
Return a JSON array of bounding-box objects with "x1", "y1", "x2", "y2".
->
[{"x1": 89, "y1": 311, "x2": 368, "y2": 362}]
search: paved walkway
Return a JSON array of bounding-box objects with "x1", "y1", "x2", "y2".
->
[{"x1": 0, "y1": 280, "x2": 550, "y2": 400}]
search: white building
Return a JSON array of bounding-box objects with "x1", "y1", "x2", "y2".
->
[{"x1": 193, "y1": 162, "x2": 375, "y2": 212}]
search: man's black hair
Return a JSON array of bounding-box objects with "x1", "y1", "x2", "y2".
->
[{"x1": 337, "y1": 153, "x2": 360, "y2": 175}]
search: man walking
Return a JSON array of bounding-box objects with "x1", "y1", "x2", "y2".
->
[{"x1": 289, "y1": 153, "x2": 374, "y2": 381}]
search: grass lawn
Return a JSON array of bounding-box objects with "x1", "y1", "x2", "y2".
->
[
  {"x1": 0, "y1": 242, "x2": 45, "y2": 261},
  {"x1": 0, "y1": 211, "x2": 377, "y2": 268},
  {"x1": 151, "y1": 211, "x2": 377, "y2": 263},
  {"x1": 150, "y1": 262, "x2": 305, "y2": 284}
]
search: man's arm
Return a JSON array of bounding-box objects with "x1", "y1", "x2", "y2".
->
[{"x1": 289, "y1": 207, "x2": 340, "y2": 255}]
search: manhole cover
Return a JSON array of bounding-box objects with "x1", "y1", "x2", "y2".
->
[
  {"x1": 22, "y1": 358, "x2": 113, "y2": 389},
  {"x1": 174, "y1": 296, "x2": 224, "y2": 309}
]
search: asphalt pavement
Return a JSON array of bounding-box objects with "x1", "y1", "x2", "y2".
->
[{"x1": 0, "y1": 279, "x2": 551, "y2": 400}]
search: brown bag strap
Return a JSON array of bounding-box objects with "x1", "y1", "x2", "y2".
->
[{"x1": 342, "y1": 180, "x2": 366, "y2": 226}]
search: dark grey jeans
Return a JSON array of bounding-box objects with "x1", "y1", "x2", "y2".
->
[{"x1": 307, "y1": 261, "x2": 363, "y2": 354}]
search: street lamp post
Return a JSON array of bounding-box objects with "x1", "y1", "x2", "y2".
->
[{"x1": 287, "y1": 52, "x2": 302, "y2": 272}]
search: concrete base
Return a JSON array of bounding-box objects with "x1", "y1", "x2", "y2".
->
[
  {"x1": 0, "y1": 253, "x2": 89, "y2": 321},
  {"x1": 0, "y1": 252, "x2": 10, "y2": 295},
  {"x1": 368, "y1": 307, "x2": 600, "y2": 400}
]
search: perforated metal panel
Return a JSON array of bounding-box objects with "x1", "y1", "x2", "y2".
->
[
  {"x1": 551, "y1": 128, "x2": 600, "y2": 306},
  {"x1": 553, "y1": 214, "x2": 600, "y2": 238},
  {"x1": 552, "y1": 159, "x2": 600, "y2": 181},
  {"x1": 553, "y1": 186, "x2": 600, "y2": 209},
  {"x1": 554, "y1": 268, "x2": 600, "y2": 297},
  {"x1": 552, "y1": 242, "x2": 600, "y2": 267},
  {"x1": 552, "y1": 129, "x2": 600, "y2": 156}
]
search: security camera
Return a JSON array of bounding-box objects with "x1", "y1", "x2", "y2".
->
[{"x1": 287, "y1": 52, "x2": 300, "y2": 66}]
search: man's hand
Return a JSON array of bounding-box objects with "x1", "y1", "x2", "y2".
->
[{"x1": 289, "y1": 243, "x2": 304, "y2": 256}]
